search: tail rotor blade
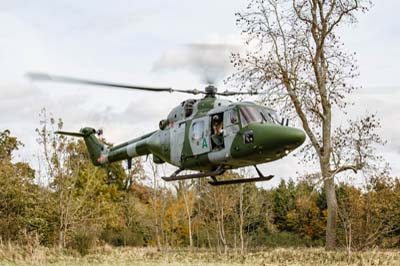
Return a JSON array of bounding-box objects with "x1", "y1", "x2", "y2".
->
[{"x1": 55, "y1": 130, "x2": 85, "y2": 137}]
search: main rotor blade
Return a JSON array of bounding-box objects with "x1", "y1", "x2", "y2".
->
[
  {"x1": 26, "y1": 72, "x2": 203, "y2": 95},
  {"x1": 216, "y1": 90, "x2": 267, "y2": 96},
  {"x1": 27, "y1": 72, "x2": 264, "y2": 97}
]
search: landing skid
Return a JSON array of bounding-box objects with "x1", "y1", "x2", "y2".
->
[
  {"x1": 208, "y1": 175, "x2": 274, "y2": 186},
  {"x1": 209, "y1": 165, "x2": 274, "y2": 186},
  {"x1": 162, "y1": 165, "x2": 274, "y2": 186}
]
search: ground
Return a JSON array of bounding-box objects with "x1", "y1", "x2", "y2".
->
[{"x1": 0, "y1": 246, "x2": 399, "y2": 266}]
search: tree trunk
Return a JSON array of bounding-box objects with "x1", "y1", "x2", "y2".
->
[
  {"x1": 217, "y1": 206, "x2": 228, "y2": 255},
  {"x1": 58, "y1": 230, "x2": 64, "y2": 249},
  {"x1": 188, "y1": 215, "x2": 193, "y2": 248},
  {"x1": 239, "y1": 184, "x2": 245, "y2": 255},
  {"x1": 206, "y1": 227, "x2": 212, "y2": 250},
  {"x1": 348, "y1": 224, "x2": 352, "y2": 255},
  {"x1": 324, "y1": 175, "x2": 338, "y2": 250},
  {"x1": 182, "y1": 190, "x2": 193, "y2": 248},
  {"x1": 155, "y1": 222, "x2": 161, "y2": 251}
]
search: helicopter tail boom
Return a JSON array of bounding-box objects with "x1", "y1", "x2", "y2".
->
[
  {"x1": 56, "y1": 127, "x2": 105, "y2": 166},
  {"x1": 56, "y1": 128, "x2": 155, "y2": 168}
]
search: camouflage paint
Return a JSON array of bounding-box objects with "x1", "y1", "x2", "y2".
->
[{"x1": 67, "y1": 97, "x2": 306, "y2": 172}]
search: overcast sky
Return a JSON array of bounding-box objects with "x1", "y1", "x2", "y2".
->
[{"x1": 0, "y1": 0, "x2": 399, "y2": 186}]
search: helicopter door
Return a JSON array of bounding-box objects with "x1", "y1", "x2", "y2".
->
[
  {"x1": 170, "y1": 121, "x2": 186, "y2": 166},
  {"x1": 223, "y1": 108, "x2": 240, "y2": 142},
  {"x1": 189, "y1": 117, "x2": 211, "y2": 155},
  {"x1": 210, "y1": 113, "x2": 225, "y2": 150}
]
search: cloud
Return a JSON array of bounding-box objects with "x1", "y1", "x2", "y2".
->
[
  {"x1": 1, "y1": 0, "x2": 399, "y2": 181},
  {"x1": 347, "y1": 88, "x2": 400, "y2": 153},
  {"x1": 0, "y1": 13, "x2": 49, "y2": 82},
  {"x1": 153, "y1": 43, "x2": 241, "y2": 84},
  {"x1": 334, "y1": 87, "x2": 400, "y2": 176},
  {"x1": 0, "y1": 80, "x2": 169, "y2": 164}
]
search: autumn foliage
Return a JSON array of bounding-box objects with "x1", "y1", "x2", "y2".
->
[{"x1": 0, "y1": 117, "x2": 399, "y2": 254}]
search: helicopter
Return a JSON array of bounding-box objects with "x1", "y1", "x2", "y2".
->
[{"x1": 27, "y1": 72, "x2": 306, "y2": 186}]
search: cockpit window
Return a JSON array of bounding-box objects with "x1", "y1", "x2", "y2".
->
[
  {"x1": 260, "y1": 108, "x2": 280, "y2": 124},
  {"x1": 239, "y1": 106, "x2": 279, "y2": 127},
  {"x1": 239, "y1": 106, "x2": 263, "y2": 127}
]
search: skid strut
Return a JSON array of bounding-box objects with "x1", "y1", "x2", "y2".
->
[
  {"x1": 161, "y1": 166, "x2": 225, "y2": 182},
  {"x1": 162, "y1": 165, "x2": 274, "y2": 186}
]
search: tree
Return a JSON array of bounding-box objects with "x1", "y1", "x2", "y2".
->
[
  {"x1": 286, "y1": 183, "x2": 325, "y2": 242},
  {"x1": 362, "y1": 177, "x2": 400, "y2": 248},
  {"x1": 175, "y1": 180, "x2": 196, "y2": 248},
  {"x1": 0, "y1": 130, "x2": 36, "y2": 242},
  {"x1": 35, "y1": 109, "x2": 123, "y2": 248},
  {"x1": 336, "y1": 183, "x2": 365, "y2": 252},
  {"x1": 0, "y1": 129, "x2": 59, "y2": 246},
  {"x1": 146, "y1": 159, "x2": 169, "y2": 250},
  {"x1": 237, "y1": 181, "x2": 273, "y2": 254},
  {"x1": 336, "y1": 177, "x2": 400, "y2": 251},
  {"x1": 232, "y1": 0, "x2": 382, "y2": 249},
  {"x1": 273, "y1": 180, "x2": 297, "y2": 231}
]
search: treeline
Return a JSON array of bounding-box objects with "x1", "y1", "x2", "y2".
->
[{"x1": 1, "y1": 119, "x2": 399, "y2": 255}]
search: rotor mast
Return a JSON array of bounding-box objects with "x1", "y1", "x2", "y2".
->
[{"x1": 204, "y1": 85, "x2": 218, "y2": 98}]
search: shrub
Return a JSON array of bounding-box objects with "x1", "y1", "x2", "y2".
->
[
  {"x1": 263, "y1": 231, "x2": 324, "y2": 248},
  {"x1": 100, "y1": 227, "x2": 148, "y2": 247},
  {"x1": 69, "y1": 229, "x2": 97, "y2": 256}
]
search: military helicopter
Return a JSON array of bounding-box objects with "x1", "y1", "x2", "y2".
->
[{"x1": 27, "y1": 72, "x2": 306, "y2": 186}]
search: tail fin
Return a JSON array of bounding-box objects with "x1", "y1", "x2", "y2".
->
[{"x1": 55, "y1": 127, "x2": 105, "y2": 166}]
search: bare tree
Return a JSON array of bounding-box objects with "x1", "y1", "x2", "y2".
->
[
  {"x1": 36, "y1": 108, "x2": 121, "y2": 248},
  {"x1": 36, "y1": 109, "x2": 71, "y2": 248},
  {"x1": 237, "y1": 169, "x2": 256, "y2": 255},
  {"x1": 231, "y1": 0, "x2": 384, "y2": 250},
  {"x1": 147, "y1": 159, "x2": 166, "y2": 250},
  {"x1": 174, "y1": 180, "x2": 196, "y2": 248}
]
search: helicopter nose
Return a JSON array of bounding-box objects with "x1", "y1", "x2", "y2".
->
[
  {"x1": 260, "y1": 125, "x2": 306, "y2": 158},
  {"x1": 256, "y1": 124, "x2": 306, "y2": 152},
  {"x1": 242, "y1": 124, "x2": 306, "y2": 150},
  {"x1": 231, "y1": 124, "x2": 306, "y2": 162},
  {"x1": 282, "y1": 127, "x2": 306, "y2": 148}
]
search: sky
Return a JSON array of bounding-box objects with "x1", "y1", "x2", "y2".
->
[{"x1": 0, "y1": 0, "x2": 399, "y2": 187}]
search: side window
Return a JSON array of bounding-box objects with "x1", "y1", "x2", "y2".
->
[
  {"x1": 184, "y1": 99, "x2": 196, "y2": 118},
  {"x1": 228, "y1": 109, "x2": 238, "y2": 125},
  {"x1": 192, "y1": 121, "x2": 204, "y2": 141}
]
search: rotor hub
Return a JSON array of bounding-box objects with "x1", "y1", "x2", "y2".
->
[{"x1": 205, "y1": 85, "x2": 217, "y2": 97}]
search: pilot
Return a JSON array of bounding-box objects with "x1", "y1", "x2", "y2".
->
[{"x1": 211, "y1": 115, "x2": 224, "y2": 149}]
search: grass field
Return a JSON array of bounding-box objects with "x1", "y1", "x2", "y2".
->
[{"x1": 0, "y1": 245, "x2": 399, "y2": 266}]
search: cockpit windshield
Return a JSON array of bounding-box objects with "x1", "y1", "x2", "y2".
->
[
  {"x1": 239, "y1": 106, "x2": 279, "y2": 127},
  {"x1": 263, "y1": 109, "x2": 280, "y2": 124}
]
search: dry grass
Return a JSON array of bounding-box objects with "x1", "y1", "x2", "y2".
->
[{"x1": 0, "y1": 244, "x2": 399, "y2": 266}]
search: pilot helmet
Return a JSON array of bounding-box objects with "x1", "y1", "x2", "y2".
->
[{"x1": 213, "y1": 115, "x2": 221, "y2": 122}]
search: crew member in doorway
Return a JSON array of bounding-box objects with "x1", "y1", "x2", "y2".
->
[{"x1": 211, "y1": 114, "x2": 224, "y2": 150}]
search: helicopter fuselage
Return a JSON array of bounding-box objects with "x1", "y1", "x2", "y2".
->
[
  {"x1": 31, "y1": 72, "x2": 306, "y2": 183},
  {"x1": 94, "y1": 96, "x2": 306, "y2": 172}
]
